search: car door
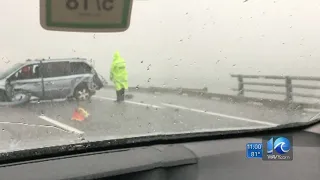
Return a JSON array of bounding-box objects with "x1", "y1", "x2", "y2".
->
[
  {"x1": 40, "y1": 61, "x2": 73, "y2": 99},
  {"x1": 9, "y1": 63, "x2": 43, "y2": 98},
  {"x1": 69, "y1": 61, "x2": 95, "y2": 91}
]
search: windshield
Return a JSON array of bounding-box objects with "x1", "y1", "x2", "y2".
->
[
  {"x1": 0, "y1": 63, "x2": 23, "y2": 80},
  {"x1": 0, "y1": 0, "x2": 319, "y2": 154}
]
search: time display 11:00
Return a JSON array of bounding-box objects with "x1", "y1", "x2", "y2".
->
[{"x1": 247, "y1": 143, "x2": 262, "y2": 150}]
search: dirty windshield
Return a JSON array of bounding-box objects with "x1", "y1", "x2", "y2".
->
[{"x1": 1, "y1": 0, "x2": 319, "y2": 153}]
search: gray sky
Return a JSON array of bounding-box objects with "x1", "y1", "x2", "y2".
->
[{"x1": 0, "y1": 0, "x2": 319, "y2": 93}]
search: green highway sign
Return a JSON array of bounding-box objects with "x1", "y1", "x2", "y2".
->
[{"x1": 40, "y1": 0, "x2": 133, "y2": 32}]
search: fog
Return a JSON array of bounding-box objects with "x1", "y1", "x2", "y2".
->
[{"x1": 1, "y1": 0, "x2": 320, "y2": 94}]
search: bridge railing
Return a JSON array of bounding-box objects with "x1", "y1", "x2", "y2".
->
[
  {"x1": 230, "y1": 74, "x2": 320, "y2": 102},
  {"x1": 103, "y1": 75, "x2": 320, "y2": 109}
]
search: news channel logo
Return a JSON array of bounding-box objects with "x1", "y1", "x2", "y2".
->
[{"x1": 262, "y1": 136, "x2": 293, "y2": 161}]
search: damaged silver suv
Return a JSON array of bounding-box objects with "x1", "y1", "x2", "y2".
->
[{"x1": 0, "y1": 58, "x2": 104, "y2": 105}]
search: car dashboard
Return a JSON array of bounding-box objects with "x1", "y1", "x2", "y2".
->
[{"x1": 0, "y1": 123, "x2": 319, "y2": 180}]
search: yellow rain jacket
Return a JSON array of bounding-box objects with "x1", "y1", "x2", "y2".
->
[{"x1": 110, "y1": 52, "x2": 128, "y2": 91}]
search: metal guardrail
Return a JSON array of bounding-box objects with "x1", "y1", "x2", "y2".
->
[
  {"x1": 231, "y1": 74, "x2": 320, "y2": 102},
  {"x1": 104, "y1": 76, "x2": 320, "y2": 109},
  {"x1": 106, "y1": 84, "x2": 319, "y2": 109}
]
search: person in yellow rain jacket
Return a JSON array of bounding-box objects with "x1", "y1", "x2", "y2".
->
[{"x1": 110, "y1": 51, "x2": 128, "y2": 103}]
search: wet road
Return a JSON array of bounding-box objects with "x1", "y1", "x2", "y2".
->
[{"x1": 0, "y1": 89, "x2": 318, "y2": 151}]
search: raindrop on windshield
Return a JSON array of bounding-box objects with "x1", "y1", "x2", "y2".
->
[
  {"x1": 2, "y1": 57, "x2": 10, "y2": 64},
  {"x1": 141, "y1": 60, "x2": 144, "y2": 63},
  {"x1": 232, "y1": 64, "x2": 236, "y2": 67},
  {"x1": 78, "y1": 136, "x2": 85, "y2": 142},
  {"x1": 147, "y1": 78, "x2": 151, "y2": 82},
  {"x1": 135, "y1": 85, "x2": 140, "y2": 90}
]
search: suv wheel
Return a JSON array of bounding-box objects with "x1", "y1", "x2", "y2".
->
[{"x1": 74, "y1": 84, "x2": 91, "y2": 101}]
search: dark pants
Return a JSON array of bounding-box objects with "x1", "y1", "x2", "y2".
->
[{"x1": 116, "y1": 88, "x2": 125, "y2": 102}]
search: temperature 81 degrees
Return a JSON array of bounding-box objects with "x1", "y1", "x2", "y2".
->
[{"x1": 246, "y1": 143, "x2": 263, "y2": 159}]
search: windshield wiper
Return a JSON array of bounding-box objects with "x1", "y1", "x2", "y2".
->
[{"x1": 273, "y1": 118, "x2": 320, "y2": 129}]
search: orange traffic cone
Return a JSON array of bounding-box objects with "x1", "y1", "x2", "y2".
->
[
  {"x1": 72, "y1": 108, "x2": 85, "y2": 121},
  {"x1": 71, "y1": 107, "x2": 90, "y2": 121},
  {"x1": 78, "y1": 107, "x2": 90, "y2": 118}
]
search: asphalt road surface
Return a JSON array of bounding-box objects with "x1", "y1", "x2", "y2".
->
[{"x1": 0, "y1": 89, "x2": 318, "y2": 152}]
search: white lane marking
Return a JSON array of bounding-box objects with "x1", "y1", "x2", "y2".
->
[
  {"x1": 247, "y1": 101, "x2": 263, "y2": 106},
  {"x1": 211, "y1": 97, "x2": 221, "y2": 101},
  {"x1": 162, "y1": 103, "x2": 278, "y2": 126},
  {"x1": 0, "y1": 121, "x2": 70, "y2": 133},
  {"x1": 303, "y1": 108, "x2": 320, "y2": 113},
  {"x1": 309, "y1": 111, "x2": 320, "y2": 120},
  {"x1": 38, "y1": 115, "x2": 84, "y2": 135},
  {"x1": 92, "y1": 96, "x2": 163, "y2": 109}
]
